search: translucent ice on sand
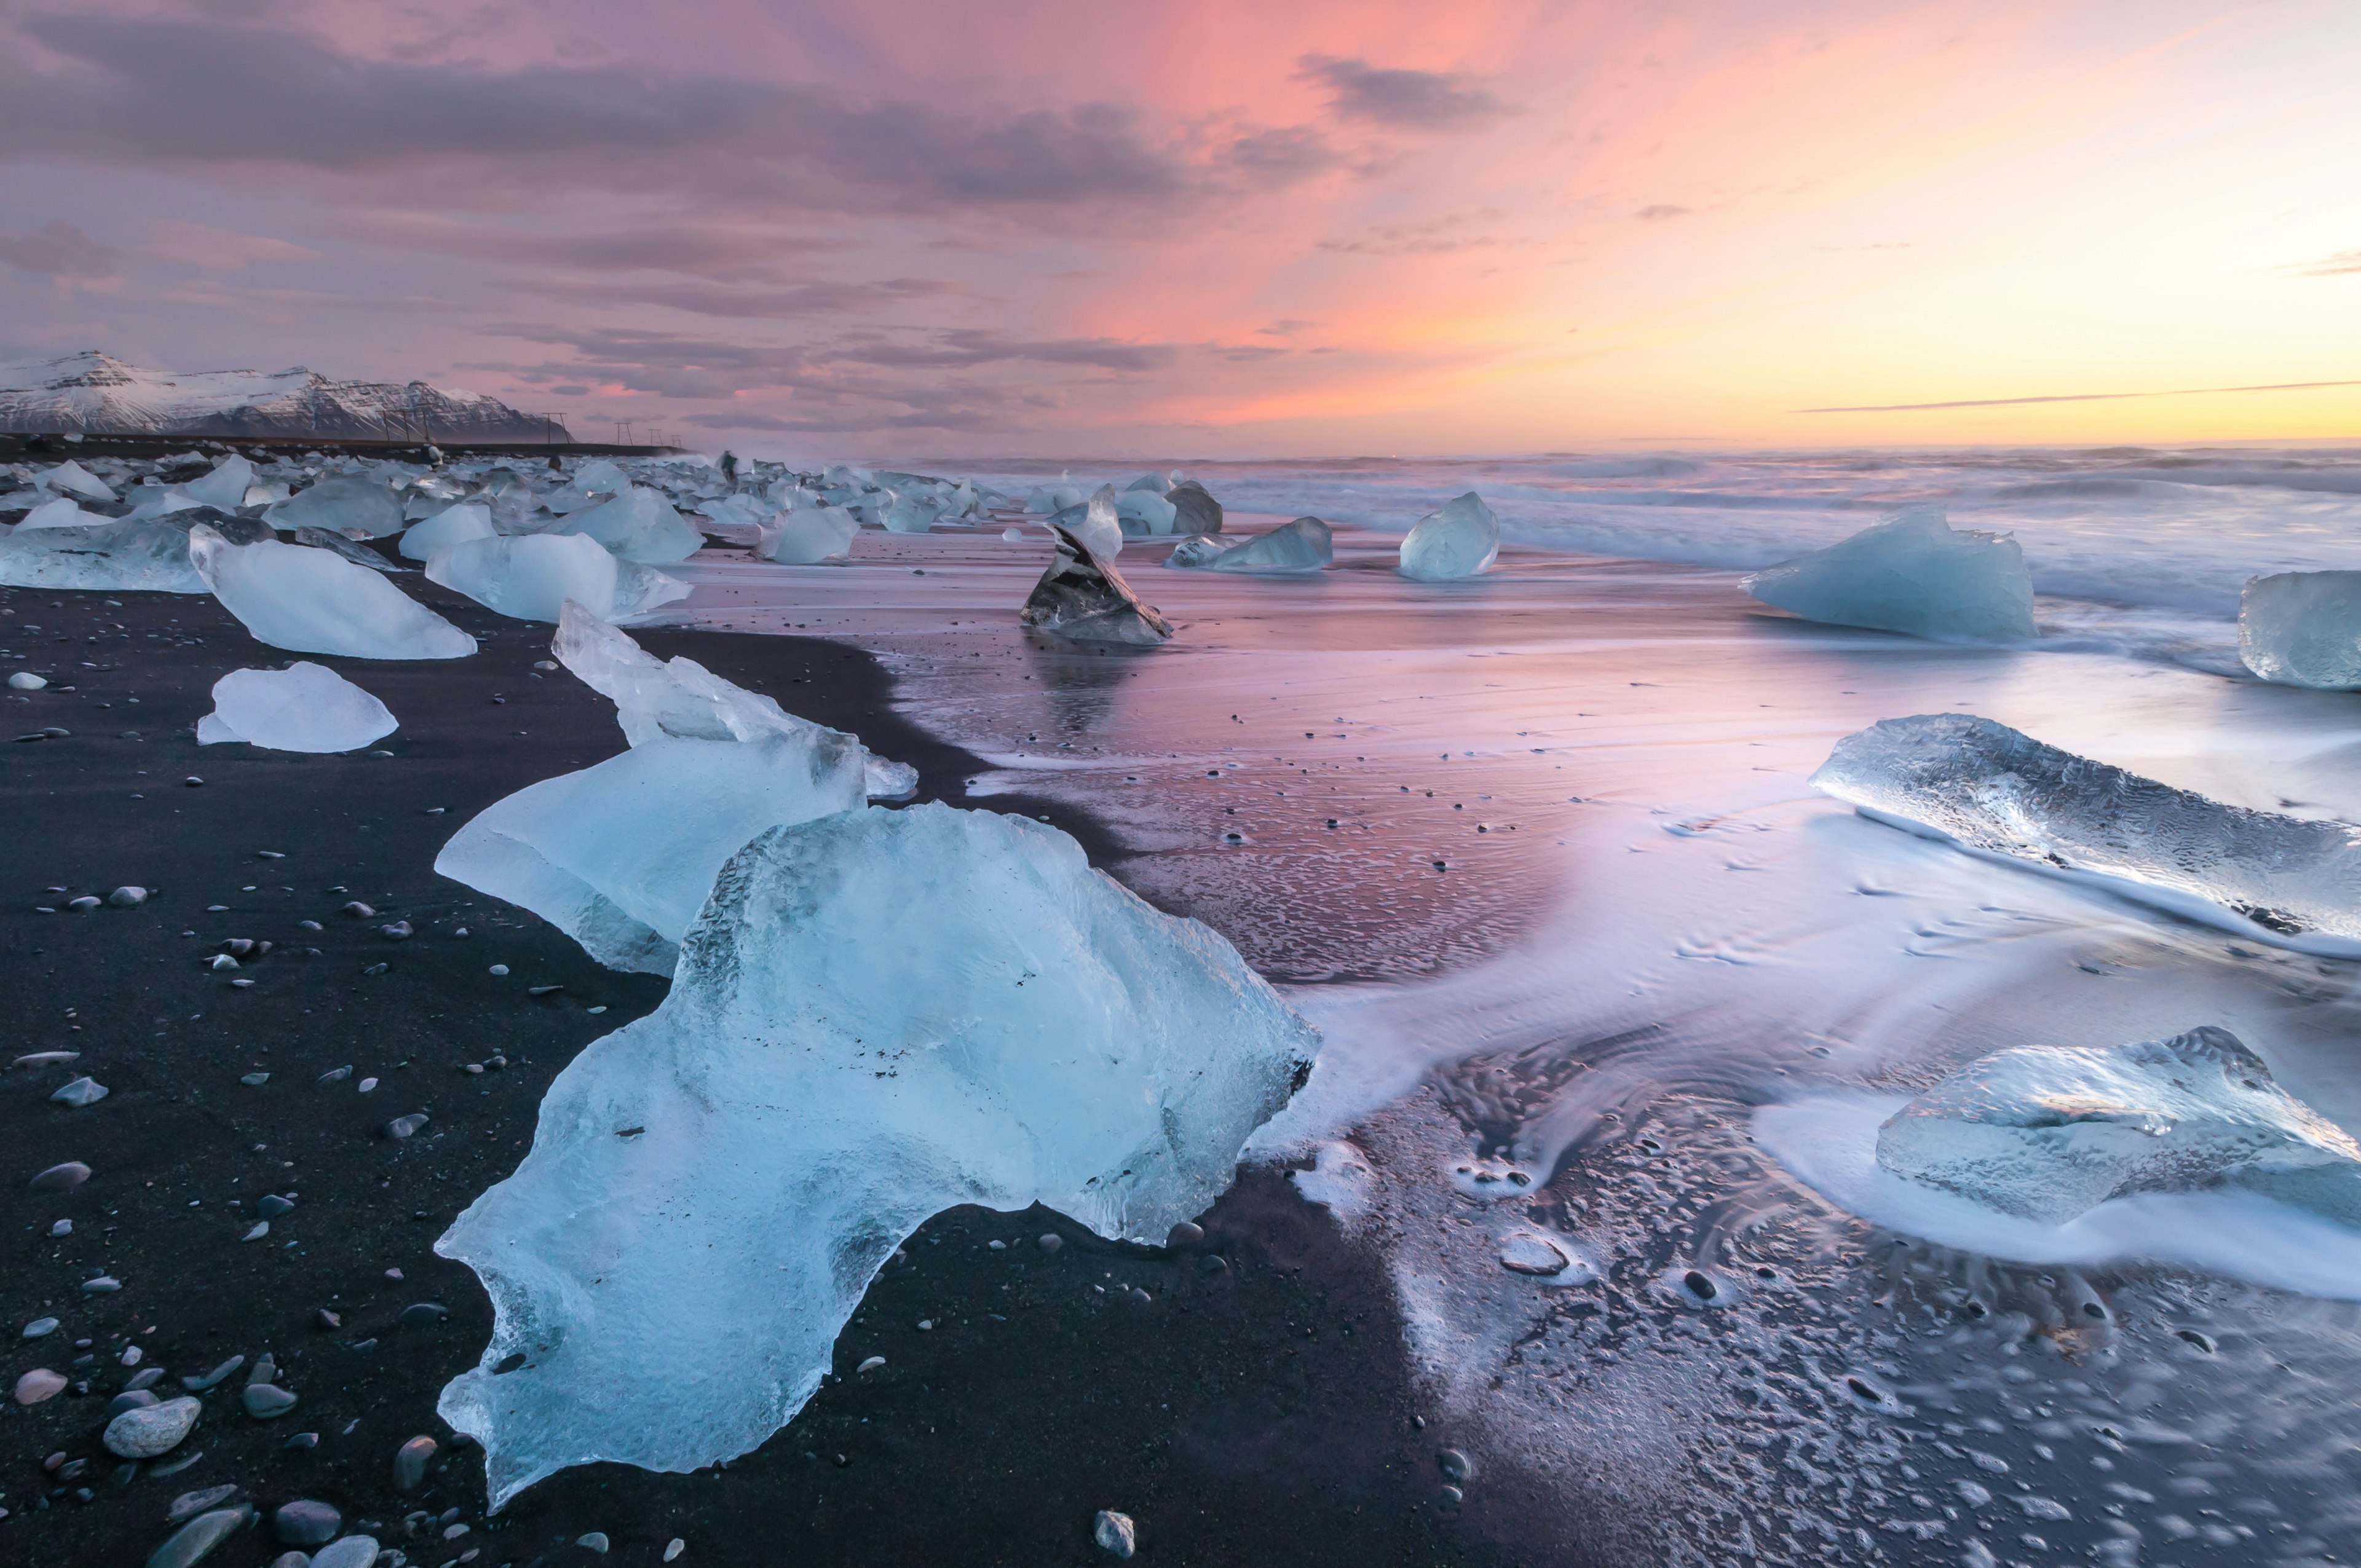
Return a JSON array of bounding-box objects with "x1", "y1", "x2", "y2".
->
[
  {"x1": 1744, "y1": 506, "x2": 2036, "y2": 642},
  {"x1": 37, "y1": 460, "x2": 115, "y2": 503},
  {"x1": 1166, "y1": 516, "x2": 1332, "y2": 574},
  {"x1": 1814, "y1": 712, "x2": 2361, "y2": 950},
  {"x1": 1020, "y1": 524, "x2": 1173, "y2": 645},
  {"x1": 554, "y1": 486, "x2": 704, "y2": 564},
  {"x1": 1115, "y1": 488, "x2": 1176, "y2": 536},
  {"x1": 290, "y1": 527, "x2": 405, "y2": 574},
  {"x1": 189, "y1": 525, "x2": 477, "y2": 660},
  {"x1": 0, "y1": 518, "x2": 208, "y2": 593},
  {"x1": 879, "y1": 489, "x2": 943, "y2": 534},
  {"x1": 199, "y1": 663, "x2": 398, "y2": 752},
  {"x1": 2240, "y1": 570, "x2": 2361, "y2": 689},
  {"x1": 181, "y1": 454, "x2": 256, "y2": 512},
  {"x1": 16, "y1": 495, "x2": 98, "y2": 530},
  {"x1": 1875, "y1": 1026, "x2": 2361, "y2": 1226},
  {"x1": 1398, "y1": 492, "x2": 1498, "y2": 581},
  {"x1": 433, "y1": 605, "x2": 912, "y2": 972},
  {"x1": 753, "y1": 507, "x2": 856, "y2": 564},
  {"x1": 1166, "y1": 478, "x2": 1222, "y2": 534},
  {"x1": 1056, "y1": 485, "x2": 1125, "y2": 560},
  {"x1": 425, "y1": 534, "x2": 689, "y2": 624},
  {"x1": 436, "y1": 802, "x2": 1318, "y2": 1505},
  {"x1": 400, "y1": 503, "x2": 497, "y2": 562},
  {"x1": 264, "y1": 474, "x2": 407, "y2": 539}
]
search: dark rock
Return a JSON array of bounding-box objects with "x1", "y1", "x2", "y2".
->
[
  {"x1": 148, "y1": 1503, "x2": 253, "y2": 1568},
  {"x1": 30, "y1": 1159, "x2": 92, "y2": 1191},
  {"x1": 274, "y1": 1499, "x2": 341, "y2": 1546},
  {"x1": 398, "y1": 1302, "x2": 449, "y2": 1329}
]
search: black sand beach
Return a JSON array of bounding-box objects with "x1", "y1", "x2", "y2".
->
[{"x1": 2, "y1": 578, "x2": 1543, "y2": 1567}]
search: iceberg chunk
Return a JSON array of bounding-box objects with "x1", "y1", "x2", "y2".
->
[
  {"x1": 181, "y1": 455, "x2": 256, "y2": 512},
  {"x1": 290, "y1": 526, "x2": 405, "y2": 574},
  {"x1": 2239, "y1": 570, "x2": 2361, "y2": 689},
  {"x1": 1019, "y1": 524, "x2": 1173, "y2": 645},
  {"x1": 1115, "y1": 489, "x2": 1177, "y2": 537},
  {"x1": 425, "y1": 534, "x2": 689, "y2": 624},
  {"x1": 17, "y1": 495, "x2": 98, "y2": 531},
  {"x1": 1163, "y1": 534, "x2": 1231, "y2": 569},
  {"x1": 1814, "y1": 712, "x2": 2361, "y2": 950},
  {"x1": 1878, "y1": 1027, "x2": 2361, "y2": 1227},
  {"x1": 433, "y1": 605, "x2": 913, "y2": 971},
  {"x1": 1185, "y1": 516, "x2": 1331, "y2": 575},
  {"x1": 0, "y1": 518, "x2": 208, "y2": 593},
  {"x1": 1744, "y1": 506, "x2": 2035, "y2": 641},
  {"x1": 554, "y1": 487, "x2": 703, "y2": 564},
  {"x1": 37, "y1": 460, "x2": 116, "y2": 503},
  {"x1": 400, "y1": 503, "x2": 497, "y2": 562},
  {"x1": 1398, "y1": 492, "x2": 1498, "y2": 581},
  {"x1": 1125, "y1": 471, "x2": 1172, "y2": 495},
  {"x1": 264, "y1": 475, "x2": 407, "y2": 539},
  {"x1": 190, "y1": 525, "x2": 477, "y2": 660},
  {"x1": 1166, "y1": 478, "x2": 1223, "y2": 535},
  {"x1": 435, "y1": 801, "x2": 1318, "y2": 1505},
  {"x1": 753, "y1": 507, "x2": 856, "y2": 564},
  {"x1": 199, "y1": 663, "x2": 398, "y2": 752},
  {"x1": 879, "y1": 489, "x2": 944, "y2": 535},
  {"x1": 1054, "y1": 485, "x2": 1125, "y2": 560}
]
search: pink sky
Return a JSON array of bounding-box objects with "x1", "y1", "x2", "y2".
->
[{"x1": 1, "y1": 0, "x2": 2355, "y2": 457}]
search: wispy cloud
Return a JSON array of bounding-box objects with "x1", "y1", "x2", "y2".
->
[
  {"x1": 1635, "y1": 203, "x2": 1692, "y2": 221},
  {"x1": 2296, "y1": 248, "x2": 2361, "y2": 277},
  {"x1": 0, "y1": 221, "x2": 116, "y2": 277},
  {"x1": 1295, "y1": 55, "x2": 1511, "y2": 130},
  {"x1": 1796, "y1": 379, "x2": 2361, "y2": 414}
]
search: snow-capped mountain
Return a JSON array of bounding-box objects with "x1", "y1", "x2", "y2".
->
[{"x1": 0, "y1": 351, "x2": 569, "y2": 442}]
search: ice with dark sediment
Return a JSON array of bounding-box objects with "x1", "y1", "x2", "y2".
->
[
  {"x1": 1166, "y1": 478, "x2": 1223, "y2": 535},
  {"x1": 753, "y1": 506, "x2": 856, "y2": 564},
  {"x1": 432, "y1": 605, "x2": 911, "y2": 974},
  {"x1": 436, "y1": 801, "x2": 1318, "y2": 1507},
  {"x1": 2240, "y1": 570, "x2": 2361, "y2": 689},
  {"x1": 1166, "y1": 516, "x2": 1332, "y2": 574},
  {"x1": 400, "y1": 503, "x2": 497, "y2": 562},
  {"x1": 1743, "y1": 506, "x2": 2036, "y2": 641},
  {"x1": 1051, "y1": 486, "x2": 1125, "y2": 559},
  {"x1": 190, "y1": 524, "x2": 477, "y2": 659},
  {"x1": 1877, "y1": 1026, "x2": 2361, "y2": 1226},
  {"x1": 1398, "y1": 492, "x2": 1498, "y2": 581},
  {"x1": 199, "y1": 663, "x2": 398, "y2": 752},
  {"x1": 1813, "y1": 712, "x2": 2361, "y2": 951},
  {"x1": 1019, "y1": 524, "x2": 1174, "y2": 645},
  {"x1": 0, "y1": 516, "x2": 210, "y2": 593},
  {"x1": 553, "y1": 487, "x2": 704, "y2": 563},
  {"x1": 424, "y1": 534, "x2": 689, "y2": 624},
  {"x1": 264, "y1": 474, "x2": 407, "y2": 539},
  {"x1": 290, "y1": 527, "x2": 405, "y2": 573},
  {"x1": 35, "y1": 459, "x2": 116, "y2": 503}
]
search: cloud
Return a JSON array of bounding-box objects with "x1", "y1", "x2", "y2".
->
[
  {"x1": 1795, "y1": 378, "x2": 2361, "y2": 414},
  {"x1": 2296, "y1": 249, "x2": 2361, "y2": 277},
  {"x1": 1317, "y1": 210, "x2": 1505, "y2": 255},
  {"x1": 1635, "y1": 204, "x2": 1691, "y2": 221},
  {"x1": 529, "y1": 277, "x2": 965, "y2": 321},
  {"x1": 818, "y1": 329, "x2": 1180, "y2": 373},
  {"x1": 0, "y1": 221, "x2": 116, "y2": 277},
  {"x1": 1256, "y1": 319, "x2": 1320, "y2": 337},
  {"x1": 1221, "y1": 126, "x2": 1342, "y2": 183},
  {"x1": 1295, "y1": 55, "x2": 1510, "y2": 130}
]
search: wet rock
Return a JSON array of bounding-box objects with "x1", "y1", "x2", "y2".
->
[
  {"x1": 258, "y1": 1194, "x2": 295, "y2": 1218},
  {"x1": 107, "y1": 1389, "x2": 162, "y2": 1417},
  {"x1": 1037, "y1": 1234, "x2": 1063, "y2": 1254},
  {"x1": 109, "y1": 886, "x2": 149, "y2": 907},
  {"x1": 665, "y1": 1540, "x2": 686, "y2": 1562},
  {"x1": 398, "y1": 1302, "x2": 449, "y2": 1329},
  {"x1": 127, "y1": 1367, "x2": 166, "y2": 1391},
  {"x1": 1093, "y1": 1509, "x2": 1137, "y2": 1558},
  {"x1": 1438, "y1": 1447, "x2": 1473, "y2": 1481},
  {"x1": 379, "y1": 921, "x2": 413, "y2": 941},
  {"x1": 309, "y1": 1535, "x2": 382, "y2": 1568},
  {"x1": 243, "y1": 1383, "x2": 298, "y2": 1419},
  {"x1": 167, "y1": 1484, "x2": 241, "y2": 1524},
  {"x1": 106, "y1": 1395, "x2": 200, "y2": 1457},
  {"x1": 1018, "y1": 525, "x2": 1173, "y2": 646},
  {"x1": 147, "y1": 1504, "x2": 253, "y2": 1568},
  {"x1": 182, "y1": 1355, "x2": 243, "y2": 1392},
  {"x1": 84, "y1": 1274, "x2": 122, "y2": 1293},
  {"x1": 1165, "y1": 1221, "x2": 1204, "y2": 1248},
  {"x1": 22, "y1": 1315, "x2": 59, "y2": 1338},
  {"x1": 14, "y1": 1367, "x2": 66, "y2": 1405},
  {"x1": 274, "y1": 1499, "x2": 341, "y2": 1546},
  {"x1": 578, "y1": 1532, "x2": 611, "y2": 1553},
  {"x1": 31, "y1": 1159, "x2": 92, "y2": 1190},
  {"x1": 392, "y1": 1435, "x2": 437, "y2": 1491},
  {"x1": 383, "y1": 1113, "x2": 428, "y2": 1139}
]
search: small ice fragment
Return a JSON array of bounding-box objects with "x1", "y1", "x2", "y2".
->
[
  {"x1": 400, "y1": 503, "x2": 497, "y2": 562},
  {"x1": 17, "y1": 495, "x2": 97, "y2": 530},
  {"x1": 435, "y1": 802, "x2": 1318, "y2": 1507},
  {"x1": 1094, "y1": 1510, "x2": 1137, "y2": 1558},
  {"x1": 553, "y1": 487, "x2": 704, "y2": 564},
  {"x1": 425, "y1": 534, "x2": 689, "y2": 623},
  {"x1": 264, "y1": 473, "x2": 407, "y2": 538},
  {"x1": 2240, "y1": 570, "x2": 2361, "y2": 689},
  {"x1": 37, "y1": 459, "x2": 116, "y2": 503},
  {"x1": 183, "y1": 455, "x2": 257, "y2": 511},
  {"x1": 190, "y1": 526, "x2": 477, "y2": 660},
  {"x1": 753, "y1": 508, "x2": 857, "y2": 564},
  {"x1": 1398, "y1": 492, "x2": 1498, "y2": 581},
  {"x1": 1496, "y1": 1231, "x2": 1573, "y2": 1276},
  {"x1": 1019, "y1": 525, "x2": 1173, "y2": 645},
  {"x1": 1744, "y1": 506, "x2": 2036, "y2": 641},
  {"x1": 1001, "y1": 527, "x2": 1026, "y2": 543},
  {"x1": 198, "y1": 663, "x2": 398, "y2": 753},
  {"x1": 10, "y1": 672, "x2": 49, "y2": 690},
  {"x1": 52, "y1": 1076, "x2": 109, "y2": 1107}
]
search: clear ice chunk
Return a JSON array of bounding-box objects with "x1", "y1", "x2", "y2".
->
[
  {"x1": 1166, "y1": 479, "x2": 1222, "y2": 535},
  {"x1": 199, "y1": 662, "x2": 398, "y2": 752},
  {"x1": 424, "y1": 534, "x2": 689, "y2": 624},
  {"x1": 0, "y1": 518, "x2": 208, "y2": 593},
  {"x1": 1019, "y1": 524, "x2": 1173, "y2": 645},
  {"x1": 400, "y1": 503, "x2": 497, "y2": 562},
  {"x1": 1125, "y1": 471, "x2": 1172, "y2": 495},
  {"x1": 1878, "y1": 1026, "x2": 2361, "y2": 1226},
  {"x1": 290, "y1": 527, "x2": 405, "y2": 573},
  {"x1": 1398, "y1": 492, "x2": 1498, "y2": 581},
  {"x1": 1744, "y1": 506, "x2": 2036, "y2": 641},
  {"x1": 2239, "y1": 570, "x2": 2361, "y2": 689},
  {"x1": 37, "y1": 460, "x2": 116, "y2": 503},
  {"x1": 435, "y1": 800, "x2": 1318, "y2": 1505},
  {"x1": 753, "y1": 507, "x2": 856, "y2": 564},
  {"x1": 879, "y1": 490, "x2": 943, "y2": 534},
  {"x1": 182, "y1": 455, "x2": 256, "y2": 512},
  {"x1": 264, "y1": 475, "x2": 408, "y2": 539},
  {"x1": 1169, "y1": 516, "x2": 1332, "y2": 575},
  {"x1": 17, "y1": 495, "x2": 98, "y2": 530},
  {"x1": 1057, "y1": 485, "x2": 1125, "y2": 560},
  {"x1": 1814, "y1": 712, "x2": 2361, "y2": 950},
  {"x1": 1115, "y1": 489, "x2": 1176, "y2": 537},
  {"x1": 190, "y1": 524, "x2": 477, "y2": 660},
  {"x1": 553, "y1": 487, "x2": 704, "y2": 564}
]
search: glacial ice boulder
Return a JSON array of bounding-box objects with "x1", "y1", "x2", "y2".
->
[
  {"x1": 290, "y1": 526, "x2": 405, "y2": 574},
  {"x1": 0, "y1": 518, "x2": 208, "y2": 593},
  {"x1": 753, "y1": 507, "x2": 856, "y2": 564},
  {"x1": 1813, "y1": 712, "x2": 2361, "y2": 948},
  {"x1": 1744, "y1": 507, "x2": 2036, "y2": 641},
  {"x1": 1126, "y1": 471, "x2": 1173, "y2": 495},
  {"x1": 553, "y1": 486, "x2": 703, "y2": 564},
  {"x1": 400, "y1": 503, "x2": 497, "y2": 562},
  {"x1": 190, "y1": 526, "x2": 477, "y2": 660},
  {"x1": 37, "y1": 459, "x2": 116, "y2": 503},
  {"x1": 1165, "y1": 535, "x2": 1230, "y2": 569},
  {"x1": 435, "y1": 801, "x2": 1318, "y2": 1506},
  {"x1": 1166, "y1": 478, "x2": 1223, "y2": 535},
  {"x1": 1877, "y1": 1027, "x2": 2361, "y2": 1227},
  {"x1": 433, "y1": 605, "x2": 912, "y2": 972},
  {"x1": 1173, "y1": 516, "x2": 1332, "y2": 575},
  {"x1": 1053, "y1": 485, "x2": 1126, "y2": 560},
  {"x1": 199, "y1": 663, "x2": 398, "y2": 752},
  {"x1": 182, "y1": 455, "x2": 256, "y2": 512},
  {"x1": 1398, "y1": 492, "x2": 1498, "y2": 581},
  {"x1": 17, "y1": 495, "x2": 98, "y2": 530},
  {"x1": 2239, "y1": 570, "x2": 2361, "y2": 689},
  {"x1": 425, "y1": 534, "x2": 689, "y2": 624},
  {"x1": 1019, "y1": 524, "x2": 1173, "y2": 645},
  {"x1": 1115, "y1": 489, "x2": 1177, "y2": 537},
  {"x1": 264, "y1": 475, "x2": 406, "y2": 539},
  {"x1": 879, "y1": 489, "x2": 943, "y2": 535}
]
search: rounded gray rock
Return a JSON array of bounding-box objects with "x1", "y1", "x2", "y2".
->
[
  {"x1": 106, "y1": 1395, "x2": 200, "y2": 1458},
  {"x1": 109, "y1": 886, "x2": 149, "y2": 907},
  {"x1": 274, "y1": 1499, "x2": 341, "y2": 1546},
  {"x1": 148, "y1": 1504, "x2": 253, "y2": 1568},
  {"x1": 309, "y1": 1536, "x2": 382, "y2": 1568},
  {"x1": 392, "y1": 1434, "x2": 436, "y2": 1491},
  {"x1": 1093, "y1": 1509, "x2": 1137, "y2": 1559},
  {"x1": 31, "y1": 1159, "x2": 92, "y2": 1191},
  {"x1": 243, "y1": 1383, "x2": 298, "y2": 1419}
]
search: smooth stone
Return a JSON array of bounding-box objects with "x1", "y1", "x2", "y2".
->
[
  {"x1": 243, "y1": 1383, "x2": 298, "y2": 1419},
  {"x1": 398, "y1": 1302, "x2": 449, "y2": 1328},
  {"x1": 578, "y1": 1532, "x2": 611, "y2": 1553},
  {"x1": 240, "y1": 1073, "x2": 269, "y2": 1087},
  {"x1": 1037, "y1": 1234, "x2": 1063, "y2": 1253},
  {"x1": 383, "y1": 1113, "x2": 428, "y2": 1138},
  {"x1": 258, "y1": 1194, "x2": 296, "y2": 1218},
  {"x1": 168, "y1": 1484, "x2": 241, "y2": 1523},
  {"x1": 149, "y1": 1446, "x2": 207, "y2": 1478},
  {"x1": 1438, "y1": 1447, "x2": 1474, "y2": 1481},
  {"x1": 50, "y1": 1218, "x2": 71, "y2": 1236},
  {"x1": 248, "y1": 1353, "x2": 277, "y2": 1386},
  {"x1": 52, "y1": 1076, "x2": 109, "y2": 1106},
  {"x1": 22, "y1": 1315, "x2": 59, "y2": 1338},
  {"x1": 109, "y1": 886, "x2": 149, "y2": 906},
  {"x1": 108, "y1": 1389, "x2": 162, "y2": 1417},
  {"x1": 283, "y1": 1431, "x2": 320, "y2": 1450},
  {"x1": 1165, "y1": 1221, "x2": 1204, "y2": 1248},
  {"x1": 84, "y1": 1275, "x2": 123, "y2": 1292},
  {"x1": 309, "y1": 1535, "x2": 381, "y2": 1568},
  {"x1": 106, "y1": 1396, "x2": 201, "y2": 1457},
  {"x1": 31, "y1": 1159, "x2": 92, "y2": 1190},
  {"x1": 392, "y1": 1434, "x2": 437, "y2": 1491},
  {"x1": 274, "y1": 1499, "x2": 341, "y2": 1546},
  {"x1": 1093, "y1": 1509, "x2": 1137, "y2": 1559},
  {"x1": 147, "y1": 1504, "x2": 253, "y2": 1568},
  {"x1": 183, "y1": 1355, "x2": 243, "y2": 1392},
  {"x1": 242, "y1": 1221, "x2": 271, "y2": 1242},
  {"x1": 665, "y1": 1542, "x2": 685, "y2": 1562},
  {"x1": 14, "y1": 1367, "x2": 66, "y2": 1405},
  {"x1": 269, "y1": 1555, "x2": 312, "y2": 1568},
  {"x1": 128, "y1": 1366, "x2": 167, "y2": 1390}
]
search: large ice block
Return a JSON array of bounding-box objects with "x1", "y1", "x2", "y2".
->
[
  {"x1": 1182, "y1": 516, "x2": 1332, "y2": 574},
  {"x1": 189, "y1": 525, "x2": 477, "y2": 660},
  {"x1": 198, "y1": 663, "x2": 398, "y2": 752},
  {"x1": 2239, "y1": 570, "x2": 2361, "y2": 689},
  {"x1": 182, "y1": 455, "x2": 256, "y2": 512},
  {"x1": 263, "y1": 475, "x2": 406, "y2": 539},
  {"x1": 1019, "y1": 524, "x2": 1173, "y2": 645},
  {"x1": 17, "y1": 496, "x2": 98, "y2": 530},
  {"x1": 553, "y1": 487, "x2": 703, "y2": 564},
  {"x1": 1813, "y1": 712, "x2": 2361, "y2": 949},
  {"x1": 1744, "y1": 507, "x2": 2036, "y2": 641},
  {"x1": 425, "y1": 534, "x2": 689, "y2": 624},
  {"x1": 36, "y1": 460, "x2": 116, "y2": 503},
  {"x1": 400, "y1": 503, "x2": 497, "y2": 562},
  {"x1": 435, "y1": 801, "x2": 1319, "y2": 1506},
  {"x1": 1115, "y1": 489, "x2": 1177, "y2": 536},
  {"x1": 1398, "y1": 492, "x2": 1498, "y2": 581},
  {"x1": 753, "y1": 507, "x2": 856, "y2": 564},
  {"x1": 1166, "y1": 479, "x2": 1223, "y2": 534},
  {"x1": 0, "y1": 518, "x2": 208, "y2": 593},
  {"x1": 1878, "y1": 1027, "x2": 2361, "y2": 1226}
]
